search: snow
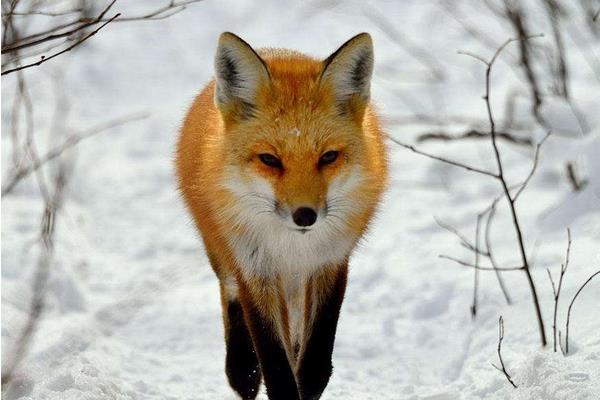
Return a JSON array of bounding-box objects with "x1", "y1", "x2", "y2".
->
[{"x1": 2, "y1": 0, "x2": 600, "y2": 399}]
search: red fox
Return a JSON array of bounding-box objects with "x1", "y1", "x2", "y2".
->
[{"x1": 176, "y1": 32, "x2": 387, "y2": 400}]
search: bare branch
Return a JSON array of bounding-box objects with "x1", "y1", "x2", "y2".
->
[
  {"x1": 439, "y1": 255, "x2": 524, "y2": 271},
  {"x1": 565, "y1": 162, "x2": 587, "y2": 192},
  {"x1": 458, "y1": 34, "x2": 544, "y2": 68},
  {"x1": 417, "y1": 129, "x2": 533, "y2": 146},
  {"x1": 5, "y1": 9, "x2": 85, "y2": 17},
  {"x1": 462, "y1": 32, "x2": 548, "y2": 346},
  {"x1": 1, "y1": 1, "x2": 204, "y2": 75},
  {"x1": 3, "y1": 1, "x2": 204, "y2": 51},
  {"x1": 385, "y1": 134, "x2": 498, "y2": 178},
  {"x1": 483, "y1": 198, "x2": 512, "y2": 305},
  {"x1": 565, "y1": 270, "x2": 600, "y2": 354},
  {"x1": 512, "y1": 131, "x2": 552, "y2": 202},
  {"x1": 542, "y1": 0, "x2": 569, "y2": 98},
  {"x1": 387, "y1": 114, "x2": 533, "y2": 131},
  {"x1": 457, "y1": 49, "x2": 489, "y2": 65},
  {"x1": 547, "y1": 228, "x2": 571, "y2": 352},
  {"x1": 2, "y1": 13, "x2": 120, "y2": 76},
  {"x1": 1, "y1": 0, "x2": 117, "y2": 53},
  {"x1": 14, "y1": 69, "x2": 50, "y2": 200},
  {"x1": 547, "y1": 268, "x2": 557, "y2": 297},
  {"x1": 558, "y1": 330, "x2": 566, "y2": 356},
  {"x1": 503, "y1": 3, "x2": 545, "y2": 125},
  {"x1": 471, "y1": 214, "x2": 483, "y2": 318},
  {"x1": 2, "y1": 112, "x2": 148, "y2": 195},
  {"x1": 435, "y1": 217, "x2": 489, "y2": 257},
  {"x1": 493, "y1": 316, "x2": 518, "y2": 388},
  {"x1": 111, "y1": 0, "x2": 204, "y2": 22},
  {"x1": 395, "y1": 34, "x2": 548, "y2": 344}
]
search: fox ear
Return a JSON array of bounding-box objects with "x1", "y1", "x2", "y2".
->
[
  {"x1": 214, "y1": 32, "x2": 270, "y2": 116},
  {"x1": 320, "y1": 33, "x2": 374, "y2": 115}
]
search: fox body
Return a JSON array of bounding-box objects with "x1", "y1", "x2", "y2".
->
[{"x1": 176, "y1": 32, "x2": 387, "y2": 400}]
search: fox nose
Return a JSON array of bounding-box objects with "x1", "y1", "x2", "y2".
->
[{"x1": 292, "y1": 207, "x2": 317, "y2": 227}]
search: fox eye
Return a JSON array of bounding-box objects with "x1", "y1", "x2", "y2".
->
[
  {"x1": 259, "y1": 153, "x2": 283, "y2": 169},
  {"x1": 318, "y1": 150, "x2": 339, "y2": 167}
]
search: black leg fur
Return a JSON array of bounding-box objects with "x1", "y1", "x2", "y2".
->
[
  {"x1": 297, "y1": 267, "x2": 348, "y2": 400},
  {"x1": 243, "y1": 300, "x2": 300, "y2": 400},
  {"x1": 225, "y1": 300, "x2": 262, "y2": 399}
]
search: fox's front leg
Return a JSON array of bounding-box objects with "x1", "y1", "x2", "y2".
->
[
  {"x1": 220, "y1": 279, "x2": 262, "y2": 399},
  {"x1": 297, "y1": 264, "x2": 348, "y2": 400},
  {"x1": 239, "y1": 279, "x2": 300, "y2": 400}
]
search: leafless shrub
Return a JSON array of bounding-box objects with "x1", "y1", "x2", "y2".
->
[
  {"x1": 0, "y1": 0, "x2": 201, "y2": 392},
  {"x1": 389, "y1": 35, "x2": 550, "y2": 346},
  {"x1": 1, "y1": 0, "x2": 204, "y2": 75},
  {"x1": 426, "y1": 1, "x2": 594, "y2": 192}
]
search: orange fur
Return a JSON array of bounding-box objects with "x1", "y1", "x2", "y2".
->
[{"x1": 175, "y1": 33, "x2": 387, "y2": 390}]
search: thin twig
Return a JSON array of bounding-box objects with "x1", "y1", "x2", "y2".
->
[
  {"x1": 385, "y1": 134, "x2": 498, "y2": 178},
  {"x1": 565, "y1": 270, "x2": 600, "y2": 354},
  {"x1": 547, "y1": 228, "x2": 571, "y2": 352},
  {"x1": 2, "y1": 112, "x2": 148, "y2": 195},
  {"x1": 503, "y1": 2, "x2": 545, "y2": 126},
  {"x1": 2, "y1": 1, "x2": 204, "y2": 52},
  {"x1": 6, "y1": 9, "x2": 85, "y2": 17},
  {"x1": 565, "y1": 163, "x2": 587, "y2": 192},
  {"x1": 483, "y1": 198, "x2": 512, "y2": 305},
  {"x1": 439, "y1": 255, "x2": 524, "y2": 271},
  {"x1": 110, "y1": 0, "x2": 203, "y2": 22},
  {"x1": 542, "y1": 0, "x2": 569, "y2": 98},
  {"x1": 558, "y1": 330, "x2": 566, "y2": 355},
  {"x1": 492, "y1": 316, "x2": 518, "y2": 388},
  {"x1": 16, "y1": 69, "x2": 50, "y2": 201},
  {"x1": 1, "y1": 0, "x2": 116, "y2": 53},
  {"x1": 417, "y1": 129, "x2": 533, "y2": 146},
  {"x1": 512, "y1": 131, "x2": 552, "y2": 202},
  {"x1": 435, "y1": 217, "x2": 490, "y2": 257},
  {"x1": 471, "y1": 214, "x2": 482, "y2": 318},
  {"x1": 2, "y1": 13, "x2": 120, "y2": 76},
  {"x1": 387, "y1": 114, "x2": 533, "y2": 131}
]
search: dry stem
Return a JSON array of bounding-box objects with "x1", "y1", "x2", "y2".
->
[
  {"x1": 565, "y1": 270, "x2": 600, "y2": 354},
  {"x1": 492, "y1": 316, "x2": 518, "y2": 388},
  {"x1": 546, "y1": 229, "x2": 571, "y2": 352}
]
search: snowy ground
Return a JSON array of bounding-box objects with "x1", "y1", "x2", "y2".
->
[{"x1": 2, "y1": 1, "x2": 600, "y2": 399}]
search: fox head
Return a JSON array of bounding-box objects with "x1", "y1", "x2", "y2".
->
[{"x1": 213, "y1": 32, "x2": 386, "y2": 274}]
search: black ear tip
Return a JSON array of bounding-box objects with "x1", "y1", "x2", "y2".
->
[
  {"x1": 329, "y1": 33, "x2": 372, "y2": 59},
  {"x1": 218, "y1": 32, "x2": 244, "y2": 45},
  {"x1": 351, "y1": 32, "x2": 372, "y2": 45},
  {"x1": 217, "y1": 32, "x2": 261, "y2": 58},
  {"x1": 348, "y1": 32, "x2": 373, "y2": 42}
]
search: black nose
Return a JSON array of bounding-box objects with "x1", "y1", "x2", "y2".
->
[{"x1": 292, "y1": 207, "x2": 317, "y2": 227}]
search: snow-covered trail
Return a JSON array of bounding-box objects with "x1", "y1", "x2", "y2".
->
[{"x1": 2, "y1": 1, "x2": 600, "y2": 399}]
